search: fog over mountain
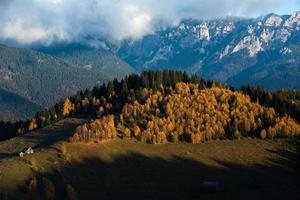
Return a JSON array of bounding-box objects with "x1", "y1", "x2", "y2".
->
[{"x1": 0, "y1": 0, "x2": 299, "y2": 45}]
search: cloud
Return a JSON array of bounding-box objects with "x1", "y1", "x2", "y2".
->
[{"x1": 0, "y1": 0, "x2": 290, "y2": 45}]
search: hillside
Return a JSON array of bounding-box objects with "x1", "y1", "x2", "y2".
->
[
  {"x1": 0, "y1": 118, "x2": 299, "y2": 200},
  {"x1": 1, "y1": 70, "x2": 299, "y2": 142},
  {"x1": 0, "y1": 70, "x2": 299, "y2": 199},
  {"x1": 0, "y1": 44, "x2": 108, "y2": 108},
  {"x1": 227, "y1": 44, "x2": 300, "y2": 89},
  {"x1": 35, "y1": 43, "x2": 135, "y2": 79},
  {"x1": 71, "y1": 83, "x2": 300, "y2": 144},
  {"x1": 0, "y1": 88, "x2": 42, "y2": 121}
]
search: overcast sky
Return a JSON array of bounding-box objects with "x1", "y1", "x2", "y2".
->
[{"x1": 0, "y1": 0, "x2": 299, "y2": 45}]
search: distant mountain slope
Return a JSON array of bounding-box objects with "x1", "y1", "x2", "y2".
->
[
  {"x1": 0, "y1": 87, "x2": 41, "y2": 121},
  {"x1": 227, "y1": 44, "x2": 300, "y2": 90},
  {"x1": 116, "y1": 12, "x2": 300, "y2": 89},
  {"x1": 36, "y1": 43, "x2": 135, "y2": 79},
  {"x1": 0, "y1": 44, "x2": 108, "y2": 107},
  {"x1": 28, "y1": 12, "x2": 300, "y2": 89}
]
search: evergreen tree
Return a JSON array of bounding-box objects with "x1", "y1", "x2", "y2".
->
[{"x1": 107, "y1": 81, "x2": 115, "y2": 96}]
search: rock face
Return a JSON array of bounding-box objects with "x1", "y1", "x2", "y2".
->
[
  {"x1": 284, "y1": 12, "x2": 300, "y2": 29},
  {"x1": 116, "y1": 12, "x2": 300, "y2": 89},
  {"x1": 265, "y1": 14, "x2": 283, "y2": 27},
  {"x1": 199, "y1": 22, "x2": 210, "y2": 41},
  {"x1": 232, "y1": 36, "x2": 263, "y2": 57}
]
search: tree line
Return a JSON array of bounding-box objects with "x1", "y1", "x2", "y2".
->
[
  {"x1": 0, "y1": 70, "x2": 217, "y2": 141},
  {"x1": 1, "y1": 70, "x2": 299, "y2": 142},
  {"x1": 241, "y1": 85, "x2": 300, "y2": 122},
  {"x1": 74, "y1": 82, "x2": 299, "y2": 144}
]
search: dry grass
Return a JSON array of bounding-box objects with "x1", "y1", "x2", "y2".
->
[
  {"x1": 61, "y1": 138, "x2": 299, "y2": 200},
  {"x1": 60, "y1": 142, "x2": 70, "y2": 162},
  {"x1": 0, "y1": 117, "x2": 299, "y2": 200}
]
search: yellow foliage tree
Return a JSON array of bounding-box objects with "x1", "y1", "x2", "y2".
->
[
  {"x1": 71, "y1": 115, "x2": 116, "y2": 143},
  {"x1": 92, "y1": 97, "x2": 100, "y2": 107},
  {"x1": 72, "y1": 82, "x2": 300, "y2": 144},
  {"x1": 133, "y1": 125, "x2": 141, "y2": 137},
  {"x1": 123, "y1": 127, "x2": 131, "y2": 138},
  {"x1": 28, "y1": 119, "x2": 37, "y2": 131},
  {"x1": 260, "y1": 129, "x2": 267, "y2": 140},
  {"x1": 63, "y1": 98, "x2": 75, "y2": 117}
]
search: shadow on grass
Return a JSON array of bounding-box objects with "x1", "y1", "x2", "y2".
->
[
  {"x1": 22, "y1": 120, "x2": 83, "y2": 149},
  {"x1": 0, "y1": 152, "x2": 11, "y2": 159},
  {"x1": 17, "y1": 147, "x2": 300, "y2": 200}
]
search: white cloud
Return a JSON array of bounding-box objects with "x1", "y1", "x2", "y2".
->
[
  {"x1": 0, "y1": 0, "x2": 290, "y2": 45},
  {"x1": 0, "y1": 17, "x2": 70, "y2": 45}
]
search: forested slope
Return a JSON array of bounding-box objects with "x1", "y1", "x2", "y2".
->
[
  {"x1": 0, "y1": 88, "x2": 42, "y2": 121},
  {"x1": 35, "y1": 43, "x2": 135, "y2": 79},
  {"x1": 1, "y1": 70, "x2": 299, "y2": 142},
  {"x1": 0, "y1": 44, "x2": 108, "y2": 107}
]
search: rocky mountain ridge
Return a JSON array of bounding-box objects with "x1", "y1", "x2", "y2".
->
[{"x1": 115, "y1": 12, "x2": 300, "y2": 89}]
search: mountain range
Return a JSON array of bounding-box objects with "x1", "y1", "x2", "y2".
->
[
  {"x1": 115, "y1": 12, "x2": 300, "y2": 89},
  {"x1": 0, "y1": 11, "x2": 299, "y2": 121}
]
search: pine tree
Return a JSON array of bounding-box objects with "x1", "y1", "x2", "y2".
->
[{"x1": 107, "y1": 81, "x2": 114, "y2": 96}]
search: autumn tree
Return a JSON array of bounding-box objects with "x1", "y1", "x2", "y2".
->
[
  {"x1": 116, "y1": 82, "x2": 300, "y2": 144},
  {"x1": 62, "y1": 98, "x2": 75, "y2": 117},
  {"x1": 28, "y1": 119, "x2": 38, "y2": 131}
]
